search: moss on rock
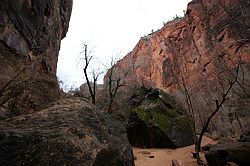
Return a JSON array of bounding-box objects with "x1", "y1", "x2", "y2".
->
[
  {"x1": 132, "y1": 106, "x2": 191, "y2": 137},
  {"x1": 127, "y1": 87, "x2": 193, "y2": 148}
]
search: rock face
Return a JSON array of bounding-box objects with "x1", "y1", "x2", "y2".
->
[
  {"x1": 107, "y1": 0, "x2": 250, "y2": 137},
  {"x1": 79, "y1": 83, "x2": 104, "y2": 99},
  {"x1": 0, "y1": 97, "x2": 134, "y2": 166},
  {"x1": 205, "y1": 142, "x2": 250, "y2": 166},
  {"x1": 0, "y1": 0, "x2": 72, "y2": 118},
  {"x1": 126, "y1": 87, "x2": 193, "y2": 148}
]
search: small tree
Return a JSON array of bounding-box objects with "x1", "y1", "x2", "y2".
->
[
  {"x1": 105, "y1": 57, "x2": 125, "y2": 114},
  {"x1": 91, "y1": 69, "x2": 102, "y2": 103},
  {"x1": 169, "y1": 47, "x2": 244, "y2": 163},
  {"x1": 196, "y1": 64, "x2": 240, "y2": 162},
  {"x1": 80, "y1": 44, "x2": 102, "y2": 105}
]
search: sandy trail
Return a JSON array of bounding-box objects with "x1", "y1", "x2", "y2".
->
[{"x1": 133, "y1": 136, "x2": 217, "y2": 166}]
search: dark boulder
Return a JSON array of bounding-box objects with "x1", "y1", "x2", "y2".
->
[
  {"x1": 126, "y1": 87, "x2": 193, "y2": 148},
  {"x1": 0, "y1": 98, "x2": 134, "y2": 166},
  {"x1": 205, "y1": 142, "x2": 250, "y2": 166},
  {"x1": 127, "y1": 112, "x2": 176, "y2": 148}
]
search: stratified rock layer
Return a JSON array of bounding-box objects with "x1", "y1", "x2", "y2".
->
[
  {"x1": 0, "y1": 0, "x2": 72, "y2": 118},
  {"x1": 0, "y1": 98, "x2": 134, "y2": 166},
  {"x1": 106, "y1": 0, "x2": 250, "y2": 136}
]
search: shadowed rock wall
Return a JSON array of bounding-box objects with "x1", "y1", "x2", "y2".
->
[{"x1": 0, "y1": 0, "x2": 72, "y2": 118}]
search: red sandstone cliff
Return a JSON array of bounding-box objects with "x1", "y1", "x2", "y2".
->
[
  {"x1": 0, "y1": 0, "x2": 72, "y2": 118},
  {"x1": 106, "y1": 0, "x2": 250, "y2": 136}
]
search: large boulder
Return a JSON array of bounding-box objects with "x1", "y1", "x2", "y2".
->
[
  {"x1": 0, "y1": 0, "x2": 72, "y2": 118},
  {"x1": 126, "y1": 87, "x2": 193, "y2": 148},
  {"x1": 205, "y1": 142, "x2": 250, "y2": 166},
  {"x1": 0, "y1": 97, "x2": 134, "y2": 165}
]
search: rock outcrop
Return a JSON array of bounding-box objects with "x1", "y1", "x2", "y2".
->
[
  {"x1": 78, "y1": 83, "x2": 104, "y2": 99},
  {"x1": 106, "y1": 0, "x2": 250, "y2": 137},
  {"x1": 126, "y1": 87, "x2": 193, "y2": 148},
  {"x1": 205, "y1": 141, "x2": 250, "y2": 166},
  {"x1": 0, "y1": 97, "x2": 134, "y2": 165},
  {"x1": 0, "y1": 0, "x2": 72, "y2": 118}
]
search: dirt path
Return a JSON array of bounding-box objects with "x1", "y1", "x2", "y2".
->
[{"x1": 133, "y1": 136, "x2": 217, "y2": 166}]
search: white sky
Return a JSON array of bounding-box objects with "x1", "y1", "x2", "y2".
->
[{"x1": 57, "y1": 0, "x2": 190, "y2": 90}]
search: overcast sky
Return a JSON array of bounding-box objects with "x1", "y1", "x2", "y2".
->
[{"x1": 57, "y1": 0, "x2": 190, "y2": 90}]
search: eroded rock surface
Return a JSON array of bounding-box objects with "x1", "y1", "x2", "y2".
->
[
  {"x1": 0, "y1": 97, "x2": 134, "y2": 166},
  {"x1": 0, "y1": 0, "x2": 72, "y2": 118}
]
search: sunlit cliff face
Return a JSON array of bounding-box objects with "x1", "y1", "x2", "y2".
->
[{"x1": 105, "y1": 0, "x2": 250, "y2": 137}]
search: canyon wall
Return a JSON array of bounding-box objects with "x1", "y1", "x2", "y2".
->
[
  {"x1": 0, "y1": 0, "x2": 72, "y2": 118},
  {"x1": 107, "y1": 0, "x2": 250, "y2": 137}
]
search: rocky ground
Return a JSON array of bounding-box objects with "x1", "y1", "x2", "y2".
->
[{"x1": 133, "y1": 136, "x2": 217, "y2": 166}]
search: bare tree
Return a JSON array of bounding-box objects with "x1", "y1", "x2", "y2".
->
[
  {"x1": 82, "y1": 44, "x2": 94, "y2": 104},
  {"x1": 80, "y1": 44, "x2": 102, "y2": 105},
  {"x1": 169, "y1": 46, "x2": 244, "y2": 163},
  {"x1": 105, "y1": 57, "x2": 125, "y2": 114},
  {"x1": 196, "y1": 64, "x2": 240, "y2": 162},
  {"x1": 91, "y1": 69, "x2": 102, "y2": 103}
]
